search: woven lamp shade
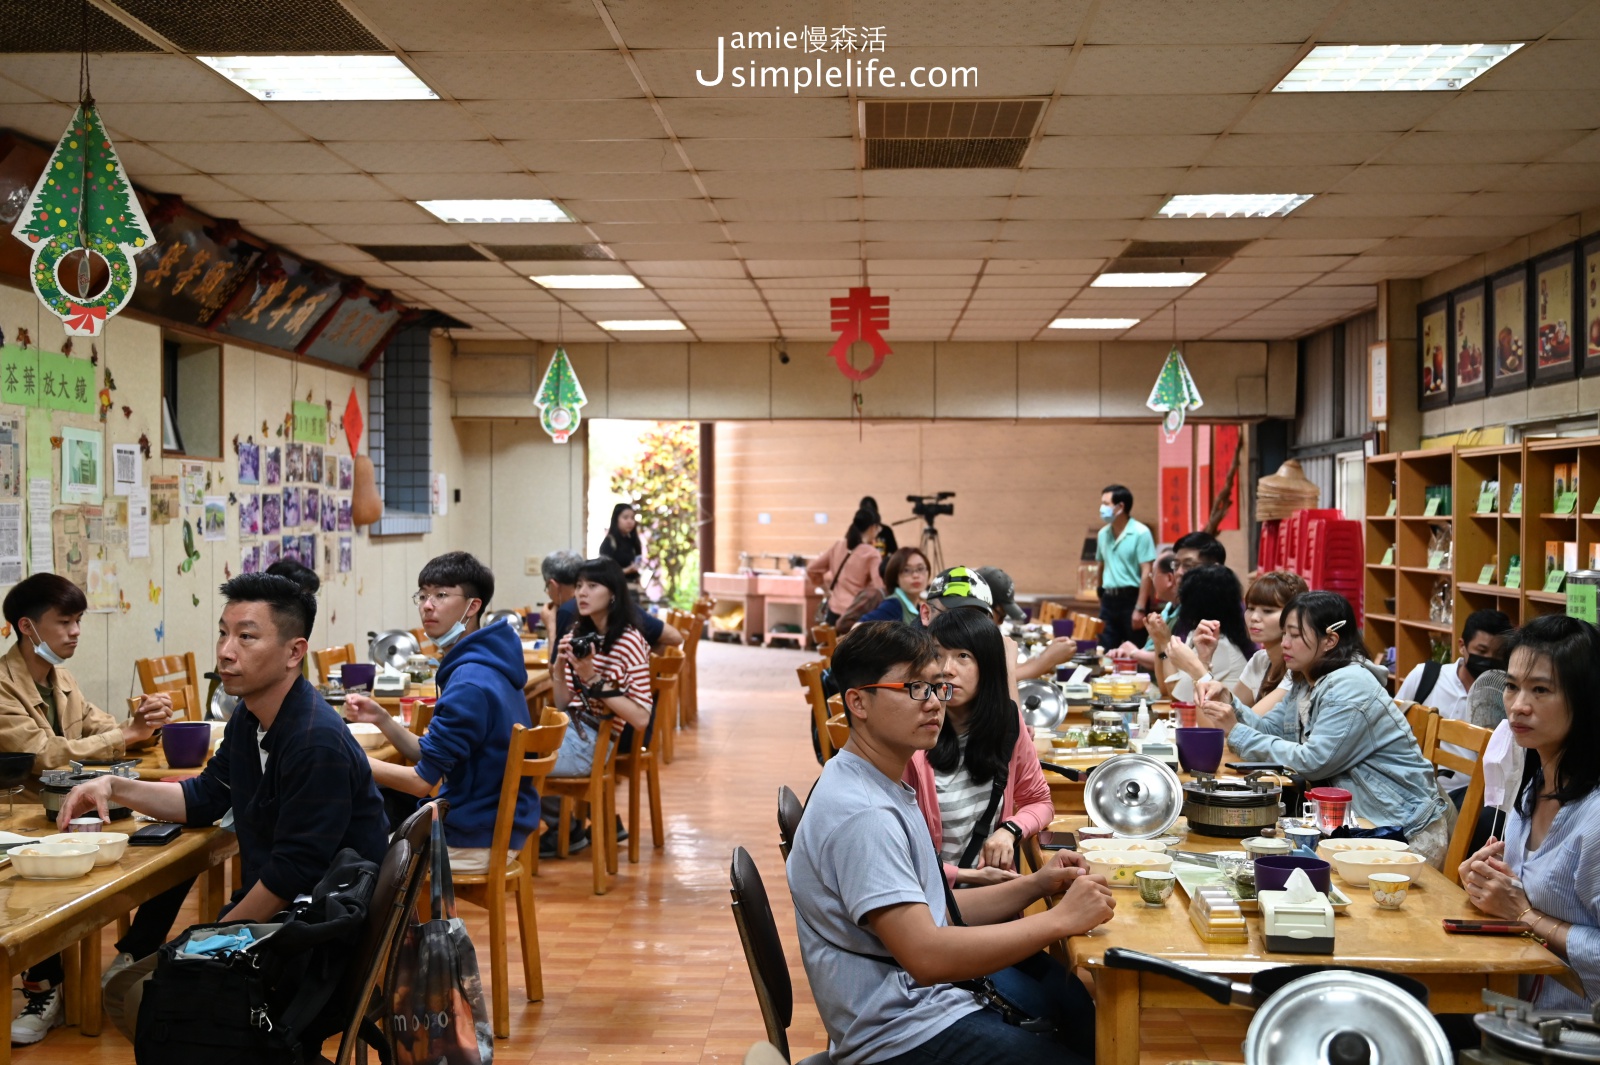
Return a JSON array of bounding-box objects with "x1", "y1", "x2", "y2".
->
[{"x1": 1255, "y1": 459, "x2": 1321, "y2": 522}]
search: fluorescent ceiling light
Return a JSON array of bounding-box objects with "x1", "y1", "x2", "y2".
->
[
  {"x1": 1272, "y1": 44, "x2": 1523, "y2": 93},
  {"x1": 1091, "y1": 272, "x2": 1205, "y2": 288},
  {"x1": 598, "y1": 319, "x2": 686, "y2": 331},
  {"x1": 1049, "y1": 317, "x2": 1140, "y2": 329},
  {"x1": 197, "y1": 55, "x2": 437, "y2": 101},
  {"x1": 418, "y1": 199, "x2": 571, "y2": 224},
  {"x1": 531, "y1": 275, "x2": 643, "y2": 289},
  {"x1": 1158, "y1": 193, "x2": 1312, "y2": 219}
]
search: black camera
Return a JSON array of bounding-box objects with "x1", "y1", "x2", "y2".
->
[
  {"x1": 569, "y1": 632, "x2": 603, "y2": 659},
  {"x1": 907, "y1": 492, "x2": 956, "y2": 521}
]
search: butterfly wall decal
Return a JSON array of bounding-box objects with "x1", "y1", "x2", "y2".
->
[
  {"x1": 148, "y1": 580, "x2": 161, "y2": 604},
  {"x1": 49, "y1": 436, "x2": 62, "y2": 450},
  {"x1": 154, "y1": 622, "x2": 164, "y2": 642}
]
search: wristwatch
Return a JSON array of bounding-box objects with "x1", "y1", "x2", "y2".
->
[{"x1": 998, "y1": 821, "x2": 1023, "y2": 842}]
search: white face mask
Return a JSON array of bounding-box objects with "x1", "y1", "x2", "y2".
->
[
  {"x1": 432, "y1": 600, "x2": 476, "y2": 652},
  {"x1": 24, "y1": 621, "x2": 66, "y2": 667}
]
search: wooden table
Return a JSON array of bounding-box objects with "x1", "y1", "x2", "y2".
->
[
  {"x1": 1058, "y1": 815, "x2": 1568, "y2": 1065},
  {"x1": 0, "y1": 806, "x2": 237, "y2": 1063}
]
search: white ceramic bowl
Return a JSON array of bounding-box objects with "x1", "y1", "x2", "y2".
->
[
  {"x1": 10, "y1": 842, "x2": 98, "y2": 880},
  {"x1": 1085, "y1": 851, "x2": 1174, "y2": 887},
  {"x1": 41, "y1": 832, "x2": 128, "y2": 866},
  {"x1": 1332, "y1": 848, "x2": 1427, "y2": 886},
  {"x1": 1079, "y1": 837, "x2": 1168, "y2": 854},
  {"x1": 1317, "y1": 837, "x2": 1409, "y2": 865},
  {"x1": 346, "y1": 722, "x2": 385, "y2": 750}
]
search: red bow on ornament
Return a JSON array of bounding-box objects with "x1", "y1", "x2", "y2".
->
[{"x1": 65, "y1": 303, "x2": 107, "y2": 333}]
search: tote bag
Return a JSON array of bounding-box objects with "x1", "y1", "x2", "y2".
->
[{"x1": 391, "y1": 819, "x2": 494, "y2": 1065}]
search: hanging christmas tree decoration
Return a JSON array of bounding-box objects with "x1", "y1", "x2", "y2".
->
[
  {"x1": 535, "y1": 346, "x2": 587, "y2": 443},
  {"x1": 13, "y1": 101, "x2": 152, "y2": 336},
  {"x1": 1147, "y1": 344, "x2": 1204, "y2": 443}
]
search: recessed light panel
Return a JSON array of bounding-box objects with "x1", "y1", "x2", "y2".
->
[
  {"x1": 1157, "y1": 194, "x2": 1312, "y2": 219},
  {"x1": 598, "y1": 320, "x2": 686, "y2": 331},
  {"x1": 532, "y1": 275, "x2": 643, "y2": 289},
  {"x1": 1049, "y1": 317, "x2": 1140, "y2": 329},
  {"x1": 417, "y1": 200, "x2": 572, "y2": 224},
  {"x1": 1272, "y1": 44, "x2": 1523, "y2": 93},
  {"x1": 197, "y1": 55, "x2": 437, "y2": 101},
  {"x1": 1090, "y1": 272, "x2": 1205, "y2": 288}
]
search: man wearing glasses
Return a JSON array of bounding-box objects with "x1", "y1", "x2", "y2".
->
[
  {"x1": 787, "y1": 622, "x2": 1115, "y2": 1065},
  {"x1": 346, "y1": 551, "x2": 536, "y2": 875}
]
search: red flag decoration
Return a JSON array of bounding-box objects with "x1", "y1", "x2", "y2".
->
[
  {"x1": 343, "y1": 387, "x2": 364, "y2": 455},
  {"x1": 829, "y1": 286, "x2": 892, "y2": 381}
]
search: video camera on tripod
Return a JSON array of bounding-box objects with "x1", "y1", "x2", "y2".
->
[{"x1": 906, "y1": 492, "x2": 956, "y2": 522}]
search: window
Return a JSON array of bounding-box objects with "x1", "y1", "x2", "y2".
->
[
  {"x1": 368, "y1": 324, "x2": 432, "y2": 536},
  {"x1": 161, "y1": 336, "x2": 223, "y2": 459}
]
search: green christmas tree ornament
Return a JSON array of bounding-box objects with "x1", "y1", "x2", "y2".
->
[
  {"x1": 1147, "y1": 344, "x2": 1204, "y2": 442},
  {"x1": 12, "y1": 102, "x2": 152, "y2": 336},
  {"x1": 535, "y1": 346, "x2": 587, "y2": 443}
]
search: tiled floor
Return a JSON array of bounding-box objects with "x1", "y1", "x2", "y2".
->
[{"x1": 14, "y1": 640, "x2": 1249, "y2": 1064}]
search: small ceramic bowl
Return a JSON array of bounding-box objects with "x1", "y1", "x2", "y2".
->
[
  {"x1": 1332, "y1": 849, "x2": 1426, "y2": 886},
  {"x1": 1316, "y1": 836, "x2": 1409, "y2": 864},
  {"x1": 1086, "y1": 851, "x2": 1174, "y2": 887},
  {"x1": 41, "y1": 831, "x2": 127, "y2": 866},
  {"x1": 346, "y1": 722, "x2": 385, "y2": 750},
  {"x1": 68, "y1": 816, "x2": 105, "y2": 833},
  {"x1": 1369, "y1": 872, "x2": 1411, "y2": 909},
  {"x1": 10, "y1": 842, "x2": 98, "y2": 880},
  {"x1": 1136, "y1": 870, "x2": 1177, "y2": 905},
  {"x1": 1243, "y1": 836, "x2": 1292, "y2": 858}
]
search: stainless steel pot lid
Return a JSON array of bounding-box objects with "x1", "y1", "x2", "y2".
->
[
  {"x1": 369, "y1": 630, "x2": 421, "y2": 670},
  {"x1": 1018, "y1": 680, "x2": 1067, "y2": 730},
  {"x1": 1475, "y1": 991, "x2": 1600, "y2": 1061},
  {"x1": 1082, "y1": 754, "x2": 1182, "y2": 838},
  {"x1": 484, "y1": 609, "x2": 525, "y2": 633},
  {"x1": 1246, "y1": 970, "x2": 1452, "y2": 1065}
]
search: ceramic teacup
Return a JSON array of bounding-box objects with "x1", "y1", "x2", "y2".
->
[
  {"x1": 1136, "y1": 870, "x2": 1177, "y2": 905},
  {"x1": 1369, "y1": 872, "x2": 1411, "y2": 909}
]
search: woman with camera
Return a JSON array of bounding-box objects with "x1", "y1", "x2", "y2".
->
[{"x1": 548, "y1": 558, "x2": 654, "y2": 782}]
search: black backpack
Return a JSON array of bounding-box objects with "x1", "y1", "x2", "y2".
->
[{"x1": 135, "y1": 848, "x2": 379, "y2": 1065}]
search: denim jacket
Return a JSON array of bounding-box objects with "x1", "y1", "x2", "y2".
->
[{"x1": 1225, "y1": 661, "x2": 1448, "y2": 838}]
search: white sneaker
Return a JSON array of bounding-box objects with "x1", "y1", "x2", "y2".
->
[
  {"x1": 102, "y1": 951, "x2": 136, "y2": 990},
  {"x1": 11, "y1": 984, "x2": 62, "y2": 1046}
]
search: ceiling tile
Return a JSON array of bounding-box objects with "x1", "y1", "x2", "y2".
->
[
  {"x1": 1045, "y1": 93, "x2": 1251, "y2": 135},
  {"x1": 726, "y1": 221, "x2": 859, "y2": 242},
  {"x1": 684, "y1": 138, "x2": 855, "y2": 171},
  {"x1": 1231, "y1": 92, "x2": 1447, "y2": 134},
  {"x1": 407, "y1": 51, "x2": 644, "y2": 101},
  {"x1": 1420, "y1": 90, "x2": 1600, "y2": 132},
  {"x1": 589, "y1": 222, "x2": 730, "y2": 242},
  {"x1": 565, "y1": 199, "x2": 718, "y2": 223},
  {"x1": 700, "y1": 171, "x2": 859, "y2": 197},
  {"x1": 151, "y1": 140, "x2": 357, "y2": 174},
  {"x1": 1013, "y1": 168, "x2": 1189, "y2": 196},
  {"x1": 1376, "y1": 129, "x2": 1589, "y2": 165},
  {"x1": 1, "y1": 55, "x2": 247, "y2": 104},
  {"x1": 1085, "y1": 0, "x2": 1333, "y2": 44},
  {"x1": 1204, "y1": 132, "x2": 1400, "y2": 167},
  {"x1": 863, "y1": 196, "x2": 1010, "y2": 221},
  {"x1": 270, "y1": 101, "x2": 495, "y2": 142},
  {"x1": 458, "y1": 98, "x2": 665, "y2": 139},
  {"x1": 1063, "y1": 45, "x2": 1302, "y2": 95},
  {"x1": 329, "y1": 140, "x2": 520, "y2": 173},
  {"x1": 221, "y1": 173, "x2": 393, "y2": 200},
  {"x1": 537, "y1": 171, "x2": 706, "y2": 199},
  {"x1": 503, "y1": 139, "x2": 687, "y2": 172},
  {"x1": 378, "y1": 173, "x2": 557, "y2": 200},
  {"x1": 104, "y1": 102, "x2": 301, "y2": 143},
  {"x1": 361, "y1": 0, "x2": 615, "y2": 51},
  {"x1": 1031, "y1": 135, "x2": 1217, "y2": 168},
  {"x1": 657, "y1": 97, "x2": 853, "y2": 138},
  {"x1": 1174, "y1": 165, "x2": 1356, "y2": 194},
  {"x1": 1333, "y1": 164, "x2": 1522, "y2": 194},
  {"x1": 714, "y1": 197, "x2": 859, "y2": 222}
]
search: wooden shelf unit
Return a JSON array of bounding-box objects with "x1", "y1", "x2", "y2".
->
[{"x1": 1364, "y1": 437, "x2": 1600, "y2": 679}]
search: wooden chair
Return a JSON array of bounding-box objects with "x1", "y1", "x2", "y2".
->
[
  {"x1": 311, "y1": 643, "x2": 358, "y2": 686},
  {"x1": 1036, "y1": 601, "x2": 1066, "y2": 625},
  {"x1": 796, "y1": 661, "x2": 834, "y2": 762},
  {"x1": 544, "y1": 712, "x2": 622, "y2": 895},
  {"x1": 407, "y1": 698, "x2": 435, "y2": 737},
  {"x1": 810, "y1": 624, "x2": 838, "y2": 662},
  {"x1": 825, "y1": 710, "x2": 850, "y2": 752},
  {"x1": 615, "y1": 651, "x2": 682, "y2": 863},
  {"x1": 675, "y1": 610, "x2": 705, "y2": 731},
  {"x1": 136, "y1": 652, "x2": 199, "y2": 697},
  {"x1": 453, "y1": 715, "x2": 567, "y2": 1038},
  {"x1": 1404, "y1": 702, "x2": 1440, "y2": 758},
  {"x1": 1429, "y1": 717, "x2": 1495, "y2": 884}
]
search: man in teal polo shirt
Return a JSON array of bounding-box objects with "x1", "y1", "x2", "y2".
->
[{"x1": 1094, "y1": 484, "x2": 1155, "y2": 649}]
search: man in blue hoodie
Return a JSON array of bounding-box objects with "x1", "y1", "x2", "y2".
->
[{"x1": 346, "y1": 551, "x2": 536, "y2": 872}]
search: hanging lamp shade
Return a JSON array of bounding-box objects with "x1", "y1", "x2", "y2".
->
[{"x1": 1255, "y1": 458, "x2": 1322, "y2": 522}]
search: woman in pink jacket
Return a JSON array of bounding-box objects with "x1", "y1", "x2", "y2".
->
[{"x1": 906, "y1": 607, "x2": 1054, "y2": 886}]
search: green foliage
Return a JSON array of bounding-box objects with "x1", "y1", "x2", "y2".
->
[{"x1": 609, "y1": 422, "x2": 699, "y2": 609}]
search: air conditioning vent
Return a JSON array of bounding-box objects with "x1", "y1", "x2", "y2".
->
[
  {"x1": 861, "y1": 99, "x2": 1043, "y2": 170},
  {"x1": 359, "y1": 245, "x2": 487, "y2": 262},
  {"x1": 114, "y1": 0, "x2": 382, "y2": 52},
  {"x1": 2, "y1": 0, "x2": 160, "y2": 52},
  {"x1": 1109, "y1": 239, "x2": 1255, "y2": 275},
  {"x1": 483, "y1": 244, "x2": 615, "y2": 261}
]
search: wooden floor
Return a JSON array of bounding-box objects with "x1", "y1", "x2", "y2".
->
[{"x1": 14, "y1": 640, "x2": 1249, "y2": 1064}]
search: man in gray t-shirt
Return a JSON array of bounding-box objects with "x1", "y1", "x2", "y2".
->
[{"x1": 787, "y1": 622, "x2": 1115, "y2": 1065}]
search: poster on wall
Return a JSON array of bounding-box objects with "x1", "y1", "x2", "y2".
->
[
  {"x1": 0, "y1": 416, "x2": 22, "y2": 502},
  {"x1": 150, "y1": 476, "x2": 178, "y2": 525},
  {"x1": 60, "y1": 427, "x2": 103, "y2": 506},
  {"x1": 179, "y1": 461, "x2": 205, "y2": 508},
  {"x1": 238, "y1": 441, "x2": 259, "y2": 485},
  {"x1": 1490, "y1": 265, "x2": 1529, "y2": 395},
  {"x1": 1418, "y1": 296, "x2": 1451, "y2": 410},
  {"x1": 1157, "y1": 426, "x2": 1193, "y2": 544},
  {"x1": 1584, "y1": 235, "x2": 1600, "y2": 378},
  {"x1": 1451, "y1": 281, "x2": 1487, "y2": 402},
  {"x1": 1534, "y1": 246, "x2": 1578, "y2": 386}
]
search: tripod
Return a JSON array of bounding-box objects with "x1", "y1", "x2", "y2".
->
[{"x1": 892, "y1": 515, "x2": 945, "y2": 573}]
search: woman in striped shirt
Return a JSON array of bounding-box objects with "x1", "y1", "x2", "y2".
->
[
  {"x1": 1460, "y1": 614, "x2": 1600, "y2": 1009},
  {"x1": 548, "y1": 558, "x2": 654, "y2": 778}
]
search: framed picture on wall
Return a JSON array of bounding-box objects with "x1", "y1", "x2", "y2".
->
[
  {"x1": 1450, "y1": 280, "x2": 1488, "y2": 402},
  {"x1": 1418, "y1": 294, "x2": 1451, "y2": 410},
  {"x1": 1533, "y1": 245, "x2": 1578, "y2": 386},
  {"x1": 1581, "y1": 233, "x2": 1600, "y2": 377},
  {"x1": 1489, "y1": 264, "x2": 1530, "y2": 396}
]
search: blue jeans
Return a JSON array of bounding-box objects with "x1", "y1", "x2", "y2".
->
[
  {"x1": 551, "y1": 719, "x2": 607, "y2": 777},
  {"x1": 988, "y1": 952, "x2": 1096, "y2": 1060},
  {"x1": 874, "y1": 1002, "x2": 1091, "y2": 1065}
]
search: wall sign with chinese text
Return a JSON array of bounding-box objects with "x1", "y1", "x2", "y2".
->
[
  {"x1": 292, "y1": 400, "x2": 327, "y2": 444},
  {"x1": 0, "y1": 345, "x2": 95, "y2": 413},
  {"x1": 130, "y1": 201, "x2": 260, "y2": 327},
  {"x1": 217, "y1": 251, "x2": 341, "y2": 350},
  {"x1": 829, "y1": 286, "x2": 892, "y2": 381},
  {"x1": 301, "y1": 285, "x2": 404, "y2": 368}
]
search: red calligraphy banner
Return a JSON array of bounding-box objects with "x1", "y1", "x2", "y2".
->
[{"x1": 1211, "y1": 424, "x2": 1241, "y2": 531}]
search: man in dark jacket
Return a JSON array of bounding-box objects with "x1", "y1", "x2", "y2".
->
[{"x1": 347, "y1": 551, "x2": 536, "y2": 872}]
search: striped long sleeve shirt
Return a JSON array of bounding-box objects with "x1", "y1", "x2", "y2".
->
[{"x1": 1505, "y1": 785, "x2": 1600, "y2": 1009}]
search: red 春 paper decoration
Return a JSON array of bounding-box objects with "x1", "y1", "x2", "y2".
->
[
  {"x1": 828, "y1": 286, "x2": 892, "y2": 381},
  {"x1": 343, "y1": 387, "x2": 363, "y2": 454}
]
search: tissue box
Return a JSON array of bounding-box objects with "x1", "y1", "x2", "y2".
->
[{"x1": 1259, "y1": 889, "x2": 1335, "y2": 954}]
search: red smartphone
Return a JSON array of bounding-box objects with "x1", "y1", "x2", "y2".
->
[{"x1": 1442, "y1": 918, "x2": 1530, "y2": 935}]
